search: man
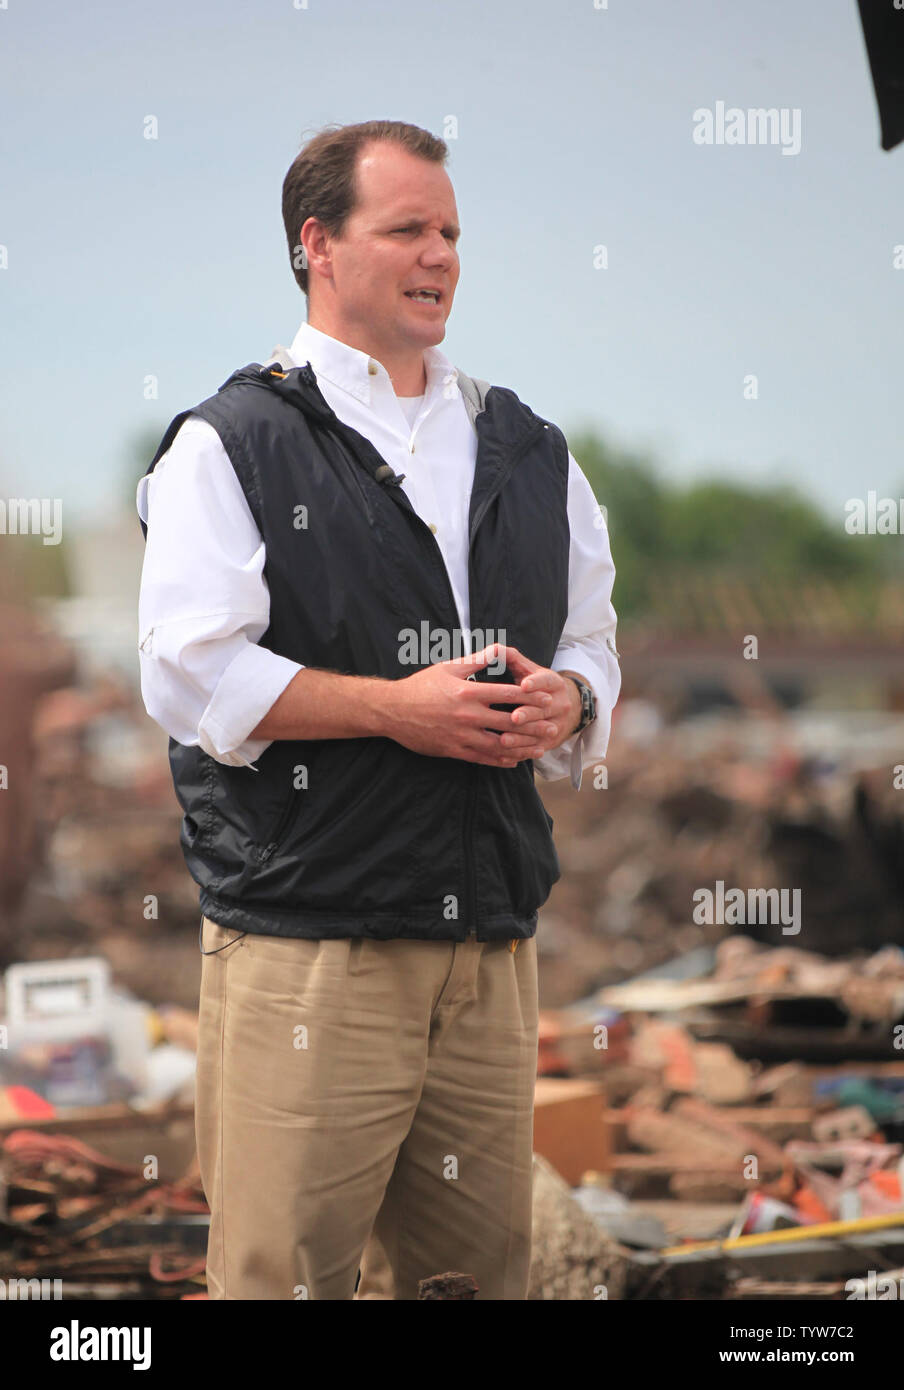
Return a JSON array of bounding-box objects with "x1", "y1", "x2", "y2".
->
[{"x1": 136, "y1": 119, "x2": 620, "y2": 1300}]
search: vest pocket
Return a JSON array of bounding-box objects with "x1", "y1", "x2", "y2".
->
[{"x1": 256, "y1": 785, "x2": 305, "y2": 863}]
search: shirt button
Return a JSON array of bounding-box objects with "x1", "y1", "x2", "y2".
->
[
  {"x1": 368, "y1": 361, "x2": 378, "y2": 375},
  {"x1": 428, "y1": 522, "x2": 437, "y2": 534}
]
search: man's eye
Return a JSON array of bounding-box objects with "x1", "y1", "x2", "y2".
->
[{"x1": 392, "y1": 226, "x2": 457, "y2": 243}]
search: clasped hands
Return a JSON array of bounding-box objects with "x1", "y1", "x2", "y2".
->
[{"x1": 389, "y1": 642, "x2": 584, "y2": 768}]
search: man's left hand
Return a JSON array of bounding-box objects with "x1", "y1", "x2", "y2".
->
[{"x1": 492, "y1": 646, "x2": 585, "y2": 759}]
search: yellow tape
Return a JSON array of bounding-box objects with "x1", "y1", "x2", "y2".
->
[{"x1": 660, "y1": 1210, "x2": 904, "y2": 1258}]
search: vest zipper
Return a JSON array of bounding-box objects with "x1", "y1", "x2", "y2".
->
[
  {"x1": 461, "y1": 419, "x2": 548, "y2": 942},
  {"x1": 462, "y1": 771, "x2": 480, "y2": 939},
  {"x1": 468, "y1": 421, "x2": 547, "y2": 546},
  {"x1": 414, "y1": 522, "x2": 480, "y2": 940}
]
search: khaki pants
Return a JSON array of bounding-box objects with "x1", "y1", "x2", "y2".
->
[{"x1": 195, "y1": 917, "x2": 539, "y2": 1300}]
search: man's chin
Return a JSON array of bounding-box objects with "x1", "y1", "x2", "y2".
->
[{"x1": 410, "y1": 318, "x2": 448, "y2": 345}]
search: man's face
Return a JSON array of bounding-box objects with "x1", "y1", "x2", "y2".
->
[{"x1": 306, "y1": 141, "x2": 460, "y2": 362}]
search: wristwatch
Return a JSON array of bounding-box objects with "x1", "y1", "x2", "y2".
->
[{"x1": 565, "y1": 676, "x2": 597, "y2": 734}]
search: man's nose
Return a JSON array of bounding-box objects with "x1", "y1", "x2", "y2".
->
[{"x1": 420, "y1": 232, "x2": 457, "y2": 266}]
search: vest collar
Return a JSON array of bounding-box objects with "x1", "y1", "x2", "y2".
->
[{"x1": 249, "y1": 345, "x2": 491, "y2": 432}]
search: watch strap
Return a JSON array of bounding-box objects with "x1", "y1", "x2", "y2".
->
[{"x1": 565, "y1": 675, "x2": 596, "y2": 733}]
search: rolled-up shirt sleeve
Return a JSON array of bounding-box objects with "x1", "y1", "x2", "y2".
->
[
  {"x1": 136, "y1": 417, "x2": 302, "y2": 770},
  {"x1": 534, "y1": 450, "x2": 621, "y2": 789}
]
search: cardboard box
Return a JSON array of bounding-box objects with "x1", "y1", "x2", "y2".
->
[{"x1": 533, "y1": 1078, "x2": 610, "y2": 1185}]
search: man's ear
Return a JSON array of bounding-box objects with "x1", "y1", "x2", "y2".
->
[{"x1": 300, "y1": 216, "x2": 332, "y2": 284}]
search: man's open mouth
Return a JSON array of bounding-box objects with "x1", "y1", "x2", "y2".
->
[{"x1": 404, "y1": 289, "x2": 442, "y2": 304}]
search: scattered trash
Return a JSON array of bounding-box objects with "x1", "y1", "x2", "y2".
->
[
  {"x1": 0, "y1": 957, "x2": 193, "y2": 1110},
  {"x1": 0, "y1": 1127, "x2": 208, "y2": 1299}
]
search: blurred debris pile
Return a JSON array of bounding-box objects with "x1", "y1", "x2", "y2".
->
[
  {"x1": 0, "y1": 958, "x2": 203, "y2": 1301},
  {"x1": 0, "y1": 599, "x2": 200, "y2": 1002},
  {"x1": 0, "y1": 600, "x2": 76, "y2": 954},
  {"x1": 0, "y1": 1127, "x2": 207, "y2": 1300},
  {"x1": 29, "y1": 675, "x2": 196, "y2": 944},
  {"x1": 538, "y1": 704, "x2": 904, "y2": 1006},
  {"x1": 600, "y1": 937, "x2": 904, "y2": 1062},
  {"x1": 531, "y1": 934, "x2": 904, "y2": 1299}
]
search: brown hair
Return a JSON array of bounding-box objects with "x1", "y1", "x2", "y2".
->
[{"x1": 281, "y1": 120, "x2": 449, "y2": 297}]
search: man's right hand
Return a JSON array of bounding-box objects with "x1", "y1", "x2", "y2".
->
[{"x1": 385, "y1": 644, "x2": 558, "y2": 768}]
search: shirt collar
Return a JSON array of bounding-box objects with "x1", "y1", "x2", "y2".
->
[{"x1": 286, "y1": 320, "x2": 458, "y2": 407}]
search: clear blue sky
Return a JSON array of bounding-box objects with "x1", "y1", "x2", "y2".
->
[{"x1": 1, "y1": 0, "x2": 900, "y2": 525}]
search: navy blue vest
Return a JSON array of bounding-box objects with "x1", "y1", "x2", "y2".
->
[{"x1": 140, "y1": 360, "x2": 570, "y2": 942}]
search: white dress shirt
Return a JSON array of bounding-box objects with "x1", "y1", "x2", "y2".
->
[{"x1": 136, "y1": 321, "x2": 620, "y2": 788}]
